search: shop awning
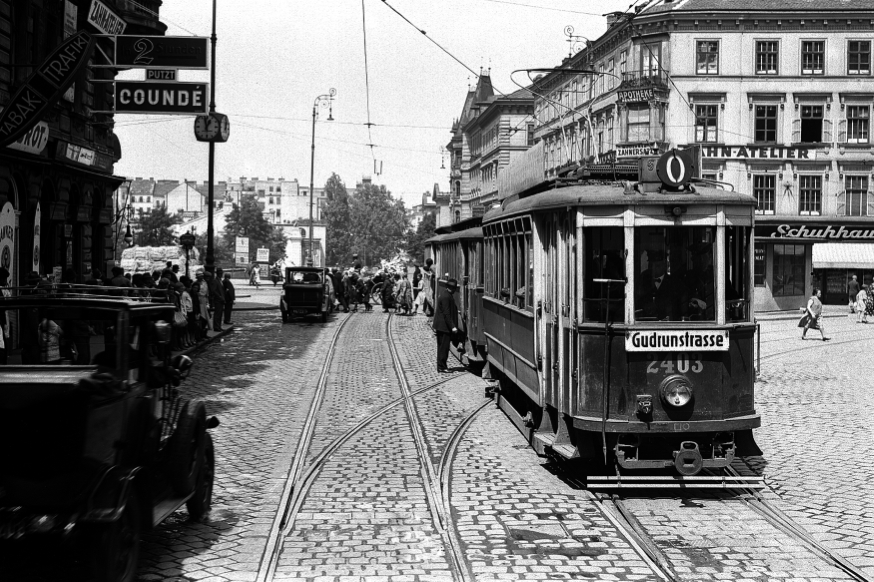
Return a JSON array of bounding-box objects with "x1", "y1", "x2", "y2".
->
[{"x1": 813, "y1": 243, "x2": 874, "y2": 269}]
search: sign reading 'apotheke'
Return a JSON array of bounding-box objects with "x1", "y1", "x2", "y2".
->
[{"x1": 617, "y1": 88, "x2": 654, "y2": 103}]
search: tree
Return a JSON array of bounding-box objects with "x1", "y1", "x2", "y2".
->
[
  {"x1": 193, "y1": 231, "x2": 233, "y2": 269},
  {"x1": 405, "y1": 212, "x2": 436, "y2": 264},
  {"x1": 349, "y1": 180, "x2": 409, "y2": 266},
  {"x1": 322, "y1": 173, "x2": 352, "y2": 266},
  {"x1": 222, "y1": 196, "x2": 288, "y2": 264},
  {"x1": 133, "y1": 205, "x2": 181, "y2": 246}
]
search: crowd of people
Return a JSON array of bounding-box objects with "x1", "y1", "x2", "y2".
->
[
  {"x1": 17, "y1": 261, "x2": 237, "y2": 353},
  {"x1": 325, "y1": 255, "x2": 437, "y2": 316}
]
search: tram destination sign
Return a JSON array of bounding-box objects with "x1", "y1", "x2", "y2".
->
[
  {"x1": 626, "y1": 330, "x2": 729, "y2": 352},
  {"x1": 114, "y1": 36, "x2": 209, "y2": 69},
  {"x1": 114, "y1": 81, "x2": 208, "y2": 115}
]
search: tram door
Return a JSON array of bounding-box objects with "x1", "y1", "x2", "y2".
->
[
  {"x1": 540, "y1": 216, "x2": 561, "y2": 408},
  {"x1": 560, "y1": 214, "x2": 577, "y2": 413}
]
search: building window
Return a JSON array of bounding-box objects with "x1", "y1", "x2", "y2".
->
[
  {"x1": 848, "y1": 40, "x2": 871, "y2": 75},
  {"x1": 846, "y1": 105, "x2": 870, "y2": 144},
  {"x1": 268, "y1": 197, "x2": 274, "y2": 204},
  {"x1": 527, "y1": 123, "x2": 534, "y2": 146},
  {"x1": 772, "y1": 244, "x2": 805, "y2": 297},
  {"x1": 694, "y1": 104, "x2": 718, "y2": 142},
  {"x1": 755, "y1": 41, "x2": 779, "y2": 75},
  {"x1": 620, "y1": 50, "x2": 627, "y2": 76},
  {"x1": 641, "y1": 42, "x2": 661, "y2": 77},
  {"x1": 626, "y1": 104, "x2": 650, "y2": 142},
  {"x1": 800, "y1": 105, "x2": 824, "y2": 143},
  {"x1": 799, "y1": 175, "x2": 822, "y2": 215},
  {"x1": 801, "y1": 41, "x2": 824, "y2": 74},
  {"x1": 754, "y1": 105, "x2": 778, "y2": 143},
  {"x1": 753, "y1": 174, "x2": 776, "y2": 214},
  {"x1": 608, "y1": 58, "x2": 615, "y2": 90},
  {"x1": 696, "y1": 41, "x2": 719, "y2": 75},
  {"x1": 846, "y1": 175, "x2": 869, "y2": 216},
  {"x1": 754, "y1": 244, "x2": 766, "y2": 287}
]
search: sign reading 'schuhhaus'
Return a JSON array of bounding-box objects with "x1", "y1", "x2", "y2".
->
[{"x1": 765, "y1": 223, "x2": 874, "y2": 241}]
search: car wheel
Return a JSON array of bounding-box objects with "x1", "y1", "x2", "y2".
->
[
  {"x1": 89, "y1": 491, "x2": 141, "y2": 582},
  {"x1": 187, "y1": 432, "x2": 215, "y2": 521},
  {"x1": 167, "y1": 401, "x2": 207, "y2": 495}
]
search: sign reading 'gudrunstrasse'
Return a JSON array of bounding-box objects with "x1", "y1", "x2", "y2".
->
[{"x1": 625, "y1": 329, "x2": 730, "y2": 352}]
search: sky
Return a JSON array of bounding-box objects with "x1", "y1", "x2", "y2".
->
[{"x1": 113, "y1": 0, "x2": 626, "y2": 207}]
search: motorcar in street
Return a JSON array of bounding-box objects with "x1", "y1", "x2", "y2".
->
[
  {"x1": 280, "y1": 266, "x2": 332, "y2": 323},
  {"x1": 0, "y1": 286, "x2": 218, "y2": 582}
]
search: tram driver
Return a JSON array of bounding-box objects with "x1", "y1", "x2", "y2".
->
[
  {"x1": 684, "y1": 242, "x2": 716, "y2": 320},
  {"x1": 635, "y1": 250, "x2": 682, "y2": 321}
]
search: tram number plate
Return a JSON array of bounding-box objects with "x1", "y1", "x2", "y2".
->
[{"x1": 646, "y1": 353, "x2": 703, "y2": 374}]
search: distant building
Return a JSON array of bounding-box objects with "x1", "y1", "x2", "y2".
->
[{"x1": 409, "y1": 191, "x2": 438, "y2": 231}]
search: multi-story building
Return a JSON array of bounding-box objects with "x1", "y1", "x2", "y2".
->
[
  {"x1": 442, "y1": 74, "x2": 534, "y2": 227},
  {"x1": 408, "y1": 190, "x2": 438, "y2": 231},
  {"x1": 1, "y1": 1, "x2": 164, "y2": 283},
  {"x1": 531, "y1": 0, "x2": 874, "y2": 310}
]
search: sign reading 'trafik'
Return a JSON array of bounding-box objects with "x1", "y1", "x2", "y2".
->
[{"x1": 0, "y1": 31, "x2": 94, "y2": 149}]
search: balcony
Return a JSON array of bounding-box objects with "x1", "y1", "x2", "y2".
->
[{"x1": 619, "y1": 70, "x2": 669, "y2": 91}]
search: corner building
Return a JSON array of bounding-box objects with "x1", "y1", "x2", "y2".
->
[{"x1": 533, "y1": 0, "x2": 874, "y2": 310}]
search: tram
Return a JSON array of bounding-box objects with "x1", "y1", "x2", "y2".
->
[{"x1": 430, "y1": 149, "x2": 762, "y2": 477}]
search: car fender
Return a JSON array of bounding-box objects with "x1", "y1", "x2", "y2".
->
[{"x1": 82, "y1": 465, "x2": 140, "y2": 524}]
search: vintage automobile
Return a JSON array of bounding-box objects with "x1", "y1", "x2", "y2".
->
[
  {"x1": 0, "y1": 288, "x2": 218, "y2": 582},
  {"x1": 280, "y1": 266, "x2": 332, "y2": 323}
]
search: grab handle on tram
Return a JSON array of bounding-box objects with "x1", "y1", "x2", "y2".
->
[{"x1": 592, "y1": 278, "x2": 627, "y2": 284}]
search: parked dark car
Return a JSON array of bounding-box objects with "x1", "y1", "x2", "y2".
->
[
  {"x1": 280, "y1": 266, "x2": 332, "y2": 323},
  {"x1": 0, "y1": 288, "x2": 217, "y2": 582}
]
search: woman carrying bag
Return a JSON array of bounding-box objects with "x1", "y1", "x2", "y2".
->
[{"x1": 799, "y1": 288, "x2": 829, "y2": 341}]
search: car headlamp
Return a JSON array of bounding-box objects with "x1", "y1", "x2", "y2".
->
[{"x1": 660, "y1": 375, "x2": 693, "y2": 408}]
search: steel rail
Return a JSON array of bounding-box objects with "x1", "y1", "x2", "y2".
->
[
  {"x1": 253, "y1": 314, "x2": 351, "y2": 582},
  {"x1": 386, "y1": 313, "x2": 475, "y2": 582},
  {"x1": 721, "y1": 466, "x2": 872, "y2": 582},
  {"x1": 587, "y1": 491, "x2": 679, "y2": 582}
]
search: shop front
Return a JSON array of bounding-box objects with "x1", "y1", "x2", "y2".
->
[{"x1": 755, "y1": 218, "x2": 874, "y2": 311}]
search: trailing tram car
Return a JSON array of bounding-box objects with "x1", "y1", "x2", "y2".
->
[{"x1": 433, "y1": 150, "x2": 762, "y2": 477}]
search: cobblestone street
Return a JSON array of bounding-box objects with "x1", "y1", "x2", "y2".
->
[{"x1": 127, "y1": 300, "x2": 874, "y2": 581}]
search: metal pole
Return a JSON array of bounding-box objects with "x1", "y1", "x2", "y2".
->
[
  {"x1": 307, "y1": 103, "x2": 316, "y2": 266},
  {"x1": 205, "y1": 0, "x2": 218, "y2": 273},
  {"x1": 185, "y1": 247, "x2": 190, "y2": 278}
]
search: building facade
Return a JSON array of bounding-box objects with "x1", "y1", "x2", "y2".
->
[
  {"x1": 531, "y1": 0, "x2": 874, "y2": 310},
  {"x1": 1, "y1": 0, "x2": 164, "y2": 285}
]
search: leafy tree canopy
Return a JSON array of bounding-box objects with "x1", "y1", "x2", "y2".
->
[
  {"x1": 323, "y1": 173, "x2": 352, "y2": 266},
  {"x1": 222, "y1": 197, "x2": 287, "y2": 264},
  {"x1": 133, "y1": 205, "x2": 181, "y2": 247},
  {"x1": 405, "y1": 212, "x2": 436, "y2": 265}
]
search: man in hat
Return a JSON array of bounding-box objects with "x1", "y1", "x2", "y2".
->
[
  {"x1": 433, "y1": 278, "x2": 459, "y2": 373},
  {"x1": 205, "y1": 270, "x2": 224, "y2": 332},
  {"x1": 636, "y1": 249, "x2": 681, "y2": 321},
  {"x1": 222, "y1": 272, "x2": 236, "y2": 325}
]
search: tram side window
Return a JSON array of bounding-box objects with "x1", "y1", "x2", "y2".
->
[
  {"x1": 634, "y1": 226, "x2": 717, "y2": 322},
  {"x1": 583, "y1": 227, "x2": 626, "y2": 323},
  {"x1": 726, "y1": 226, "x2": 751, "y2": 322}
]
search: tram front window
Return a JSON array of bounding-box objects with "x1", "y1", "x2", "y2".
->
[
  {"x1": 634, "y1": 226, "x2": 717, "y2": 322},
  {"x1": 583, "y1": 227, "x2": 626, "y2": 323}
]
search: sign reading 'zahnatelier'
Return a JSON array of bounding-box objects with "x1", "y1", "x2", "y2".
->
[
  {"x1": 700, "y1": 145, "x2": 816, "y2": 161},
  {"x1": 625, "y1": 330, "x2": 730, "y2": 352}
]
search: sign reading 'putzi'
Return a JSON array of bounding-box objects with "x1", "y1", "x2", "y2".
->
[{"x1": 0, "y1": 31, "x2": 94, "y2": 149}]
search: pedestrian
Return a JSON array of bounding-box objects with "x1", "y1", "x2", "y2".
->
[
  {"x1": 206, "y1": 270, "x2": 224, "y2": 332},
  {"x1": 848, "y1": 274, "x2": 860, "y2": 313},
  {"x1": 422, "y1": 258, "x2": 435, "y2": 316},
  {"x1": 178, "y1": 281, "x2": 194, "y2": 347},
  {"x1": 396, "y1": 272, "x2": 413, "y2": 315},
  {"x1": 333, "y1": 268, "x2": 349, "y2": 313},
  {"x1": 85, "y1": 268, "x2": 103, "y2": 287},
  {"x1": 411, "y1": 265, "x2": 423, "y2": 314},
  {"x1": 249, "y1": 262, "x2": 261, "y2": 288},
  {"x1": 858, "y1": 284, "x2": 870, "y2": 323},
  {"x1": 381, "y1": 272, "x2": 395, "y2": 313},
  {"x1": 39, "y1": 316, "x2": 63, "y2": 364},
  {"x1": 109, "y1": 265, "x2": 131, "y2": 294},
  {"x1": 800, "y1": 288, "x2": 829, "y2": 341},
  {"x1": 222, "y1": 272, "x2": 236, "y2": 324},
  {"x1": 434, "y1": 278, "x2": 459, "y2": 373},
  {"x1": 193, "y1": 270, "x2": 210, "y2": 339}
]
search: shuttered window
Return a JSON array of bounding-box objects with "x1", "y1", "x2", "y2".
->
[
  {"x1": 799, "y1": 176, "x2": 822, "y2": 215},
  {"x1": 846, "y1": 176, "x2": 869, "y2": 217}
]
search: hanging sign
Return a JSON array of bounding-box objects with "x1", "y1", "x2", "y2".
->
[
  {"x1": 0, "y1": 31, "x2": 94, "y2": 148},
  {"x1": 114, "y1": 81, "x2": 208, "y2": 115},
  {"x1": 7, "y1": 121, "x2": 49, "y2": 155},
  {"x1": 114, "y1": 36, "x2": 209, "y2": 69},
  {"x1": 87, "y1": 0, "x2": 127, "y2": 35},
  {"x1": 617, "y1": 88, "x2": 655, "y2": 103},
  {"x1": 33, "y1": 203, "x2": 41, "y2": 274},
  {"x1": 0, "y1": 203, "x2": 14, "y2": 284},
  {"x1": 256, "y1": 248, "x2": 270, "y2": 263}
]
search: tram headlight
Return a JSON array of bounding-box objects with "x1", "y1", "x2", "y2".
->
[{"x1": 660, "y1": 375, "x2": 693, "y2": 408}]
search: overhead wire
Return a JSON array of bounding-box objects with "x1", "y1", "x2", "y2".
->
[
  {"x1": 361, "y1": 0, "x2": 377, "y2": 164},
  {"x1": 125, "y1": 0, "x2": 199, "y2": 36},
  {"x1": 477, "y1": 0, "x2": 606, "y2": 15}
]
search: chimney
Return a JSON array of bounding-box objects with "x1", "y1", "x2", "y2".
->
[{"x1": 605, "y1": 11, "x2": 624, "y2": 26}]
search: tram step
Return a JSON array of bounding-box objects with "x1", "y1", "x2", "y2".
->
[
  {"x1": 585, "y1": 475, "x2": 766, "y2": 489},
  {"x1": 532, "y1": 432, "x2": 555, "y2": 456},
  {"x1": 551, "y1": 443, "x2": 580, "y2": 460}
]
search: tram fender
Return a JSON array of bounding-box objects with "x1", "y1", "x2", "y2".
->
[{"x1": 734, "y1": 429, "x2": 762, "y2": 457}]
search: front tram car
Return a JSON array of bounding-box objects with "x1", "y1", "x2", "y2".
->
[{"x1": 481, "y1": 149, "x2": 761, "y2": 478}]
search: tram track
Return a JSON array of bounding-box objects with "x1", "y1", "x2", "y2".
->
[{"x1": 252, "y1": 313, "x2": 491, "y2": 582}]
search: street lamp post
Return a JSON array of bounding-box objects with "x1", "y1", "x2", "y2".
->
[
  {"x1": 205, "y1": 0, "x2": 218, "y2": 273},
  {"x1": 307, "y1": 88, "x2": 336, "y2": 266}
]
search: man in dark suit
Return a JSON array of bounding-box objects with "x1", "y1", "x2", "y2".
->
[
  {"x1": 636, "y1": 250, "x2": 680, "y2": 321},
  {"x1": 433, "y1": 278, "x2": 459, "y2": 373},
  {"x1": 684, "y1": 242, "x2": 716, "y2": 321}
]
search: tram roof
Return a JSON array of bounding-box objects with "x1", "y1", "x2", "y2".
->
[
  {"x1": 484, "y1": 184, "x2": 756, "y2": 223},
  {"x1": 426, "y1": 226, "x2": 483, "y2": 244}
]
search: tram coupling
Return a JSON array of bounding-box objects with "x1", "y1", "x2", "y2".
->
[{"x1": 614, "y1": 431, "x2": 738, "y2": 476}]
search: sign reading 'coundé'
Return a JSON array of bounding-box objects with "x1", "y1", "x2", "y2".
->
[{"x1": 0, "y1": 31, "x2": 94, "y2": 149}]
